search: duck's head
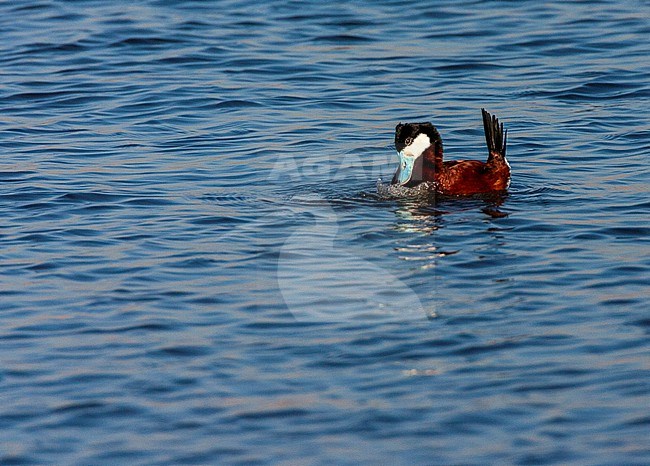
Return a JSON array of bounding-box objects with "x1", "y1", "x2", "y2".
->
[{"x1": 393, "y1": 122, "x2": 442, "y2": 186}]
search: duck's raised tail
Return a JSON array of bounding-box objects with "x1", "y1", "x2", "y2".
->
[{"x1": 482, "y1": 108, "x2": 507, "y2": 162}]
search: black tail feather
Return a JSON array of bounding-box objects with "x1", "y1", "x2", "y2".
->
[{"x1": 482, "y1": 108, "x2": 507, "y2": 160}]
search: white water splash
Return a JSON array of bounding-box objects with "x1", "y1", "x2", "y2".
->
[{"x1": 376, "y1": 178, "x2": 439, "y2": 200}]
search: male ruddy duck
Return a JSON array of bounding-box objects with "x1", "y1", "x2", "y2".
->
[{"x1": 393, "y1": 109, "x2": 510, "y2": 196}]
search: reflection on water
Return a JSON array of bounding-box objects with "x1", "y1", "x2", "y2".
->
[{"x1": 278, "y1": 193, "x2": 431, "y2": 321}]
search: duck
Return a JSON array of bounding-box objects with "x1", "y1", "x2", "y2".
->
[{"x1": 392, "y1": 109, "x2": 510, "y2": 196}]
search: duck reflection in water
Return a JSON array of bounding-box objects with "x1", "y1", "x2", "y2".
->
[{"x1": 278, "y1": 193, "x2": 433, "y2": 322}]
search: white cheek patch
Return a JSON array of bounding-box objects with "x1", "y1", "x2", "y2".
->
[{"x1": 402, "y1": 133, "x2": 431, "y2": 158}]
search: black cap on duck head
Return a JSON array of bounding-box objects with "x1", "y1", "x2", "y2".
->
[{"x1": 394, "y1": 122, "x2": 442, "y2": 155}]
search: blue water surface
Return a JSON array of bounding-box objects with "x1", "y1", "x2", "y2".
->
[{"x1": 1, "y1": 0, "x2": 649, "y2": 464}]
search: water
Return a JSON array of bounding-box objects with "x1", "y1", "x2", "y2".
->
[{"x1": 1, "y1": 0, "x2": 649, "y2": 464}]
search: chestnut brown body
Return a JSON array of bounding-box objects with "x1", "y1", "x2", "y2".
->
[{"x1": 421, "y1": 147, "x2": 510, "y2": 196}]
